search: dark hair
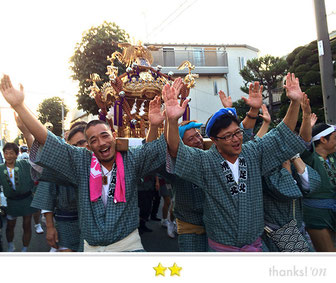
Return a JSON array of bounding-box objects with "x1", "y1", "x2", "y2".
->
[
  {"x1": 312, "y1": 123, "x2": 332, "y2": 146},
  {"x1": 70, "y1": 121, "x2": 87, "y2": 130},
  {"x1": 67, "y1": 125, "x2": 86, "y2": 142},
  {"x1": 207, "y1": 115, "x2": 240, "y2": 138},
  {"x1": 84, "y1": 120, "x2": 111, "y2": 139},
  {"x1": 20, "y1": 146, "x2": 28, "y2": 153},
  {"x1": 3, "y1": 143, "x2": 19, "y2": 155}
]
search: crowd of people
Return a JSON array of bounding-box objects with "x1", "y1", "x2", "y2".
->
[{"x1": 0, "y1": 72, "x2": 335, "y2": 252}]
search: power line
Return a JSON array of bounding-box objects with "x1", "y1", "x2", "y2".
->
[
  {"x1": 149, "y1": 0, "x2": 199, "y2": 39},
  {"x1": 147, "y1": 0, "x2": 188, "y2": 37}
]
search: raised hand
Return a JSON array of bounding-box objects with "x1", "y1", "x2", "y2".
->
[
  {"x1": 242, "y1": 82, "x2": 263, "y2": 109},
  {"x1": 148, "y1": 95, "x2": 165, "y2": 127},
  {"x1": 310, "y1": 113, "x2": 317, "y2": 128},
  {"x1": 219, "y1": 90, "x2": 232, "y2": 108},
  {"x1": 259, "y1": 104, "x2": 271, "y2": 124},
  {"x1": 14, "y1": 112, "x2": 29, "y2": 133},
  {"x1": 284, "y1": 73, "x2": 303, "y2": 102},
  {"x1": 0, "y1": 75, "x2": 25, "y2": 108},
  {"x1": 162, "y1": 81, "x2": 189, "y2": 121},
  {"x1": 301, "y1": 92, "x2": 311, "y2": 116},
  {"x1": 172, "y1": 77, "x2": 184, "y2": 96}
]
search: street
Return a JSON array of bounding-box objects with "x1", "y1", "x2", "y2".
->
[{"x1": 0, "y1": 199, "x2": 179, "y2": 253}]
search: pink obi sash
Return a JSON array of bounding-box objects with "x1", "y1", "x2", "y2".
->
[
  {"x1": 208, "y1": 237, "x2": 262, "y2": 252},
  {"x1": 89, "y1": 152, "x2": 126, "y2": 203}
]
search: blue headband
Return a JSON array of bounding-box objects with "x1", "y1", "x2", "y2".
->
[
  {"x1": 205, "y1": 108, "x2": 237, "y2": 137},
  {"x1": 179, "y1": 122, "x2": 203, "y2": 139}
]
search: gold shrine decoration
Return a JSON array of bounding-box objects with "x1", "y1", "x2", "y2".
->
[
  {"x1": 111, "y1": 41, "x2": 160, "y2": 67},
  {"x1": 178, "y1": 60, "x2": 199, "y2": 89},
  {"x1": 88, "y1": 41, "x2": 199, "y2": 138}
]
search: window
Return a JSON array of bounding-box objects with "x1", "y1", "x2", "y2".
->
[
  {"x1": 238, "y1": 56, "x2": 245, "y2": 70},
  {"x1": 213, "y1": 81, "x2": 218, "y2": 95},
  {"x1": 163, "y1": 48, "x2": 175, "y2": 66},
  {"x1": 193, "y1": 47, "x2": 205, "y2": 66}
]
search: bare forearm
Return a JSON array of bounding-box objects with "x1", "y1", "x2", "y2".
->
[
  {"x1": 14, "y1": 104, "x2": 48, "y2": 144},
  {"x1": 146, "y1": 125, "x2": 159, "y2": 142},
  {"x1": 299, "y1": 114, "x2": 312, "y2": 142},
  {"x1": 21, "y1": 131, "x2": 34, "y2": 150},
  {"x1": 256, "y1": 122, "x2": 270, "y2": 138},
  {"x1": 45, "y1": 212, "x2": 55, "y2": 229},
  {"x1": 167, "y1": 119, "x2": 180, "y2": 158},
  {"x1": 292, "y1": 157, "x2": 306, "y2": 174},
  {"x1": 283, "y1": 101, "x2": 300, "y2": 132},
  {"x1": 242, "y1": 107, "x2": 259, "y2": 129}
]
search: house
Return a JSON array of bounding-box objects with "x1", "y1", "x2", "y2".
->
[{"x1": 146, "y1": 43, "x2": 259, "y2": 124}]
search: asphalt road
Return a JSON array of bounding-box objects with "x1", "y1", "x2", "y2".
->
[{"x1": 0, "y1": 199, "x2": 178, "y2": 253}]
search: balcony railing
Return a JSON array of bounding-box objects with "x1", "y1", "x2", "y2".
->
[{"x1": 151, "y1": 50, "x2": 228, "y2": 68}]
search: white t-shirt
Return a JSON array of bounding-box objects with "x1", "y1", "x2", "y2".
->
[
  {"x1": 6, "y1": 167, "x2": 16, "y2": 190},
  {"x1": 227, "y1": 159, "x2": 239, "y2": 183},
  {"x1": 101, "y1": 165, "x2": 114, "y2": 207}
]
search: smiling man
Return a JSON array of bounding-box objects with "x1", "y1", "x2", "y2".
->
[
  {"x1": 163, "y1": 73, "x2": 309, "y2": 252},
  {"x1": 0, "y1": 142, "x2": 38, "y2": 252},
  {"x1": 0, "y1": 75, "x2": 167, "y2": 252}
]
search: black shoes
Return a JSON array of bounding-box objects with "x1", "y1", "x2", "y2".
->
[
  {"x1": 150, "y1": 215, "x2": 161, "y2": 221},
  {"x1": 139, "y1": 220, "x2": 153, "y2": 235}
]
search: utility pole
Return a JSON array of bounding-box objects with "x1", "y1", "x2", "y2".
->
[{"x1": 313, "y1": 0, "x2": 336, "y2": 124}]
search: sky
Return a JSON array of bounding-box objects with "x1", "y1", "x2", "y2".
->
[{"x1": 0, "y1": 0, "x2": 336, "y2": 140}]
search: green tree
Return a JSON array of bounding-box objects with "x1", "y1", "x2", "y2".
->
[
  {"x1": 239, "y1": 55, "x2": 288, "y2": 118},
  {"x1": 278, "y1": 39, "x2": 336, "y2": 123},
  {"x1": 37, "y1": 97, "x2": 68, "y2": 137},
  {"x1": 69, "y1": 21, "x2": 129, "y2": 115}
]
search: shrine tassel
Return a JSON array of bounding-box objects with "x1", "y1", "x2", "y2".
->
[
  {"x1": 183, "y1": 102, "x2": 190, "y2": 121},
  {"x1": 114, "y1": 98, "x2": 123, "y2": 126}
]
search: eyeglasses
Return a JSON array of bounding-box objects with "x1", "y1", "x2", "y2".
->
[{"x1": 215, "y1": 129, "x2": 243, "y2": 142}]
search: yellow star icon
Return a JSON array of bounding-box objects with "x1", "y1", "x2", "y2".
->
[
  {"x1": 169, "y1": 263, "x2": 182, "y2": 276},
  {"x1": 153, "y1": 263, "x2": 167, "y2": 276}
]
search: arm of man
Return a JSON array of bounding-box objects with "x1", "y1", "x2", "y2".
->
[
  {"x1": 299, "y1": 93, "x2": 312, "y2": 142},
  {"x1": 0, "y1": 75, "x2": 47, "y2": 144},
  {"x1": 256, "y1": 104, "x2": 271, "y2": 138},
  {"x1": 45, "y1": 212, "x2": 58, "y2": 249},
  {"x1": 282, "y1": 73, "x2": 303, "y2": 132},
  {"x1": 263, "y1": 166, "x2": 303, "y2": 200},
  {"x1": 241, "y1": 82, "x2": 263, "y2": 130},
  {"x1": 146, "y1": 96, "x2": 165, "y2": 142},
  {"x1": 162, "y1": 78, "x2": 189, "y2": 157}
]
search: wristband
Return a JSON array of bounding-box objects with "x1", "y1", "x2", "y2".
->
[
  {"x1": 290, "y1": 153, "x2": 300, "y2": 161},
  {"x1": 246, "y1": 112, "x2": 258, "y2": 119}
]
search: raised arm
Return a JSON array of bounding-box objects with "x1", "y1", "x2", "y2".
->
[
  {"x1": 241, "y1": 82, "x2": 263, "y2": 129},
  {"x1": 282, "y1": 73, "x2": 304, "y2": 132},
  {"x1": 219, "y1": 90, "x2": 232, "y2": 108},
  {"x1": 256, "y1": 104, "x2": 271, "y2": 138},
  {"x1": 14, "y1": 112, "x2": 34, "y2": 150},
  {"x1": 146, "y1": 95, "x2": 165, "y2": 142},
  {"x1": 310, "y1": 113, "x2": 317, "y2": 128},
  {"x1": 0, "y1": 75, "x2": 47, "y2": 144},
  {"x1": 299, "y1": 93, "x2": 312, "y2": 142},
  {"x1": 162, "y1": 78, "x2": 189, "y2": 157}
]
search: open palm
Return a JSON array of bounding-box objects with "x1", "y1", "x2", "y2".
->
[
  {"x1": 0, "y1": 75, "x2": 25, "y2": 108},
  {"x1": 148, "y1": 96, "x2": 165, "y2": 126},
  {"x1": 162, "y1": 83, "x2": 188, "y2": 121},
  {"x1": 284, "y1": 73, "x2": 303, "y2": 102},
  {"x1": 219, "y1": 90, "x2": 232, "y2": 108},
  {"x1": 242, "y1": 81, "x2": 263, "y2": 109}
]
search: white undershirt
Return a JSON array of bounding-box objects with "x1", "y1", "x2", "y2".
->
[
  {"x1": 227, "y1": 159, "x2": 240, "y2": 183},
  {"x1": 6, "y1": 167, "x2": 16, "y2": 190},
  {"x1": 101, "y1": 165, "x2": 113, "y2": 207},
  {"x1": 297, "y1": 166, "x2": 309, "y2": 190}
]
